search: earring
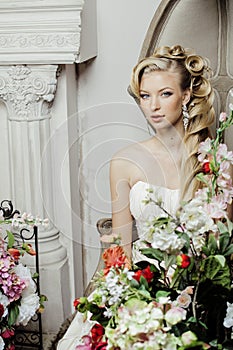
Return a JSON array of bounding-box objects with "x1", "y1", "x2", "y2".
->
[{"x1": 182, "y1": 104, "x2": 189, "y2": 131}]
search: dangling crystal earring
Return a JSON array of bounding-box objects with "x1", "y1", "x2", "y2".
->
[{"x1": 182, "y1": 104, "x2": 189, "y2": 131}]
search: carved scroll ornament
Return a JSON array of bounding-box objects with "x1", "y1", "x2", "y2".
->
[{"x1": 0, "y1": 65, "x2": 58, "y2": 121}]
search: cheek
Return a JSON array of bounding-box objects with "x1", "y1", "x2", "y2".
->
[
  {"x1": 140, "y1": 103, "x2": 150, "y2": 116},
  {"x1": 169, "y1": 99, "x2": 183, "y2": 113}
]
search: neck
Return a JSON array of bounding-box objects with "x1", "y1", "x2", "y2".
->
[{"x1": 154, "y1": 127, "x2": 185, "y2": 154}]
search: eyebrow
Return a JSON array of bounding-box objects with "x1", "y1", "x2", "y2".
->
[{"x1": 139, "y1": 87, "x2": 174, "y2": 93}]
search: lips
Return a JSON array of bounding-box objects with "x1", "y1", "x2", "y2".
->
[{"x1": 150, "y1": 115, "x2": 165, "y2": 122}]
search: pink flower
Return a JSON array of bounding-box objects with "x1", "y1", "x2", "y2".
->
[
  {"x1": 176, "y1": 292, "x2": 192, "y2": 308},
  {"x1": 219, "y1": 112, "x2": 227, "y2": 122},
  {"x1": 75, "y1": 335, "x2": 92, "y2": 350},
  {"x1": 216, "y1": 144, "x2": 233, "y2": 163},
  {"x1": 198, "y1": 138, "x2": 212, "y2": 162},
  {"x1": 205, "y1": 196, "x2": 227, "y2": 219},
  {"x1": 183, "y1": 286, "x2": 194, "y2": 295}
]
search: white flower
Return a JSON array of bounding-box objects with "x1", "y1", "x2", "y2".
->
[
  {"x1": 14, "y1": 263, "x2": 40, "y2": 326},
  {"x1": 14, "y1": 263, "x2": 36, "y2": 294},
  {"x1": 144, "y1": 221, "x2": 185, "y2": 254},
  {"x1": 223, "y1": 302, "x2": 233, "y2": 328},
  {"x1": 181, "y1": 331, "x2": 197, "y2": 345},
  {"x1": 150, "y1": 231, "x2": 185, "y2": 253},
  {"x1": 165, "y1": 306, "x2": 187, "y2": 325},
  {"x1": 181, "y1": 197, "x2": 216, "y2": 234},
  {"x1": 16, "y1": 292, "x2": 40, "y2": 326},
  {"x1": 0, "y1": 336, "x2": 4, "y2": 350}
]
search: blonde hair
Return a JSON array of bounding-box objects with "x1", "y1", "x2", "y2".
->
[{"x1": 129, "y1": 45, "x2": 215, "y2": 201}]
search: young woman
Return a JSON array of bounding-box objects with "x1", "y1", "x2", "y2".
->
[
  {"x1": 57, "y1": 44, "x2": 215, "y2": 349},
  {"x1": 104, "y1": 44, "x2": 215, "y2": 260}
]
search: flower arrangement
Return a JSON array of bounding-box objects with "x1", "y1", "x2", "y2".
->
[
  {"x1": 74, "y1": 111, "x2": 233, "y2": 350},
  {"x1": 0, "y1": 208, "x2": 48, "y2": 350}
]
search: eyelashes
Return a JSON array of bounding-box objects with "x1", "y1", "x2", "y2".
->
[{"x1": 139, "y1": 91, "x2": 173, "y2": 100}]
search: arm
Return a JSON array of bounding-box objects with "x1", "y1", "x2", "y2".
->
[
  {"x1": 101, "y1": 154, "x2": 133, "y2": 259},
  {"x1": 110, "y1": 156, "x2": 133, "y2": 259}
]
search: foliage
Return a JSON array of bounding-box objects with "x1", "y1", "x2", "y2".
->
[
  {"x1": 0, "y1": 210, "x2": 48, "y2": 350},
  {"x1": 74, "y1": 111, "x2": 233, "y2": 350}
]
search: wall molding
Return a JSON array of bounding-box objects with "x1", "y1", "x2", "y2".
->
[{"x1": 0, "y1": 0, "x2": 97, "y2": 64}]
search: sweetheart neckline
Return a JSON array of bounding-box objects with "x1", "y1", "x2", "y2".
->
[{"x1": 130, "y1": 180, "x2": 180, "y2": 193}]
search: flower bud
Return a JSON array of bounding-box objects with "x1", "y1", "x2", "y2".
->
[{"x1": 176, "y1": 254, "x2": 191, "y2": 268}]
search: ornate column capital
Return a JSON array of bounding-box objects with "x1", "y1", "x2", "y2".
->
[{"x1": 0, "y1": 65, "x2": 58, "y2": 121}]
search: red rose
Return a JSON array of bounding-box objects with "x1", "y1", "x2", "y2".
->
[
  {"x1": 94, "y1": 341, "x2": 108, "y2": 350},
  {"x1": 6, "y1": 345, "x2": 15, "y2": 350},
  {"x1": 202, "y1": 161, "x2": 211, "y2": 174},
  {"x1": 91, "y1": 323, "x2": 105, "y2": 343},
  {"x1": 0, "y1": 304, "x2": 4, "y2": 318},
  {"x1": 73, "y1": 298, "x2": 81, "y2": 309},
  {"x1": 7, "y1": 248, "x2": 20, "y2": 260},
  {"x1": 133, "y1": 265, "x2": 154, "y2": 283},
  {"x1": 1, "y1": 328, "x2": 15, "y2": 339},
  {"x1": 177, "y1": 254, "x2": 191, "y2": 269}
]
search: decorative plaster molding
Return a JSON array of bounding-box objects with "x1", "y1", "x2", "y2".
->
[
  {"x1": 0, "y1": 65, "x2": 58, "y2": 121},
  {"x1": 0, "y1": 0, "x2": 97, "y2": 64}
]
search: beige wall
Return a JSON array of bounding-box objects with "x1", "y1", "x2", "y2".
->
[{"x1": 76, "y1": 0, "x2": 159, "y2": 287}]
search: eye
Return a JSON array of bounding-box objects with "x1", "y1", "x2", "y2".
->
[
  {"x1": 161, "y1": 91, "x2": 173, "y2": 97},
  {"x1": 139, "y1": 93, "x2": 150, "y2": 100}
]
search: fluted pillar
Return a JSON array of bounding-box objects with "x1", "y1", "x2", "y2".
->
[
  {"x1": 0, "y1": 0, "x2": 97, "y2": 343},
  {"x1": 0, "y1": 64, "x2": 70, "y2": 335}
]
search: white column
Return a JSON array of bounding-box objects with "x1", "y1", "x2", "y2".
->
[{"x1": 0, "y1": 64, "x2": 70, "y2": 335}]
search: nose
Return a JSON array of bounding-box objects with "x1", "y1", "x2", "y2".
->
[{"x1": 150, "y1": 96, "x2": 160, "y2": 110}]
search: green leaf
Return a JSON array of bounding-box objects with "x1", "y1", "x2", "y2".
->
[
  {"x1": 200, "y1": 256, "x2": 231, "y2": 289},
  {"x1": 214, "y1": 255, "x2": 226, "y2": 267},
  {"x1": 201, "y1": 246, "x2": 210, "y2": 256},
  {"x1": 223, "y1": 244, "x2": 233, "y2": 256},
  {"x1": 207, "y1": 234, "x2": 218, "y2": 254},
  {"x1": 155, "y1": 290, "x2": 170, "y2": 301},
  {"x1": 8, "y1": 303, "x2": 19, "y2": 326},
  {"x1": 217, "y1": 221, "x2": 229, "y2": 234},
  {"x1": 139, "y1": 275, "x2": 149, "y2": 289},
  {"x1": 164, "y1": 253, "x2": 177, "y2": 269},
  {"x1": 219, "y1": 232, "x2": 231, "y2": 254},
  {"x1": 7, "y1": 230, "x2": 15, "y2": 249},
  {"x1": 140, "y1": 247, "x2": 164, "y2": 262},
  {"x1": 39, "y1": 294, "x2": 48, "y2": 303},
  {"x1": 32, "y1": 272, "x2": 39, "y2": 279},
  {"x1": 196, "y1": 173, "x2": 209, "y2": 184}
]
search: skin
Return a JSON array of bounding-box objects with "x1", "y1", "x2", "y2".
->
[{"x1": 101, "y1": 70, "x2": 191, "y2": 258}]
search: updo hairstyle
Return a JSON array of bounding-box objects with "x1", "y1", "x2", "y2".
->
[{"x1": 130, "y1": 45, "x2": 215, "y2": 200}]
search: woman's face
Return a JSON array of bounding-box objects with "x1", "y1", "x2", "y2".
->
[{"x1": 139, "y1": 70, "x2": 190, "y2": 131}]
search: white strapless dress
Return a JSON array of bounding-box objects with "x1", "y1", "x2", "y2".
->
[{"x1": 57, "y1": 182, "x2": 180, "y2": 350}]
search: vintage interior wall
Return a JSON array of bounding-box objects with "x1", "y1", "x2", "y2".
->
[
  {"x1": 76, "y1": 0, "x2": 159, "y2": 290},
  {"x1": 0, "y1": 0, "x2": 160, "y2": 340}
]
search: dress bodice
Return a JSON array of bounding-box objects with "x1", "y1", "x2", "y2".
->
[
  {"x1": 130, "y1": 181, "x2": 180, "y2": 236},
  {"x1": 130, "y1": 181, "x2": 180, "y2": 263}
]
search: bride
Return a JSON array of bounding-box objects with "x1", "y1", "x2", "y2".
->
[{"x1": 57, "y1": 44, "x2": 215, "y2": 349}]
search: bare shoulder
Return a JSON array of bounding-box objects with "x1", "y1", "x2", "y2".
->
[
  {"x1": 110, "y1": 139, "x2": 154, "y2": 186},
  {"x1": 111, "y1": 139, "x2": 152, "y2": 160}
]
